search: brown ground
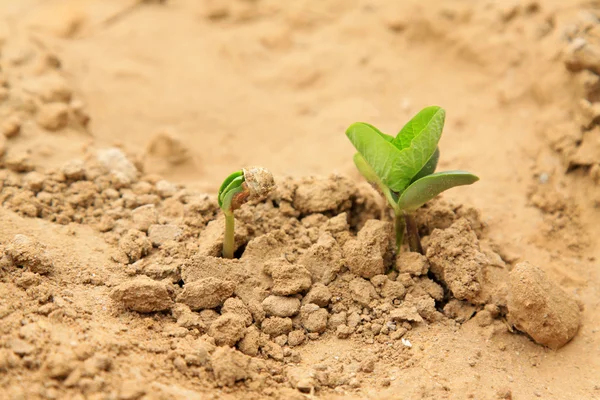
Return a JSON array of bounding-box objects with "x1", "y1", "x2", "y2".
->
[{"x1": 1, "y1": 1, "x2": 599, "y2": 399}]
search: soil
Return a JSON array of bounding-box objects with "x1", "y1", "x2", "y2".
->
[{"x1": 1, "y1": 1, "x2": 600, "y2": 399}]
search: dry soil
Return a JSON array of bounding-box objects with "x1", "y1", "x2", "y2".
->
[{"x1": 1, "y1": 1, "x2": 599, "y2": 399}]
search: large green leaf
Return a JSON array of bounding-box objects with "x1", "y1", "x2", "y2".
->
[
  {"x1": 392, "y1": 106, "x2": 445, "y2": 150},
  {"x1": 353, "y1": 153, "x2": 382, "y2": 185},
  {"x1": 346, "y1": 123, "x2": 408, "y2": 192},
  {"x1": 362, "y1": 123, "x2": 394, "y2": 143},
  {"x1": 397, "y1": 170, "x2": 479, "y2": 211},
  {"x1": 410, "y1": 147, "x2": 439, "y2": 184}
]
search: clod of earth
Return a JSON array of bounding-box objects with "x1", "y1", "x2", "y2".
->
[
  {"x1": 111, "y1": 276, "x2": 174, "y2": 313},
  {"x1": 261, "y1": 316, "x2": 293, "y2": 337},
  {"x1": 300, "y1": 304, "x2": 328, "y2": 333},
  {"x1": 265, "y1": 259, "x2": 312, "y2": 296},
  {"x1": 222, "y1": 297, "x2": 253, "y2": 326},
  {"x1": 238, "y1": 326, "x2": 261, "y2": 356},
  {"x1": 210, "y1": 346, "x2": 252, "y2": 387},
  {"x1": 147, "y1": 224, "x2": 183, "y2": 246},
  {"x1": 208, "y1": 314, "x2": 247, "y2": 346},
  {"x1": 176, "y1": 277, "x2": 236, "y2": 310},
  {"x1": 5, "y1": 234, "x2": 54, "y2": 274},
  {"x1": 262, "y1": 295, "x2": 301, "y2": 317},
  {"x1": 507, "y1": 262, "x2": 581, "y2": 349}
]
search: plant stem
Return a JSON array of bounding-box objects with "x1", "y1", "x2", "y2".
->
[
  {"x1": 394, "y1": 212, "x2": 406, "y2": 255},
  {"x1": 223, "y1": 212, "x2": 235, "y2": 259},
  {"x1": 404, "y1": 212, "x2": 423, "y2": 254},
  {"x1": 382, "y1": 187, "x2": 398, "y2": 211}
]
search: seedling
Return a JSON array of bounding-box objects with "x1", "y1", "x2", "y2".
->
[
  {"x1": 345, "y1": 106, "x2": 479, "y2": 254},
  {"x1": 218, "y1": 167, "x2": 275, "y2": 258}
]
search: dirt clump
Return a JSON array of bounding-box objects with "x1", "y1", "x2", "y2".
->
[
  {"x1": 110, "y1": 276, "x2": 174, "y2": 313},
  {"x1": 507, "y1": 262, "x2": 581, "y2": 349},
  {"x1": 303, "y1": 283, "x2": 332, "y2": 307},
  {"x1": 426, "y1": 218, "x2": 507, "y2": 306},
  {"x1": 238, "y1": 326, "x2": 261, "y2": 356},
  {"x1": 343, "y1": 240, "x2": 384, "y2": 279},
  {"x1": 4, "y1": 234, "x2": 54, "y2": 274},
  {"x1": 176, "y1": 277, "x2": 236, "y2": 310},
  {"x1": 96, "y1": 148, "x2": 139, "y2": 183},
  {"x1": 36, "y1": 102, "x2": 69, "y2": 131},
  {"x1": 555, "y1": 17, "x2": 600, "y2": 184},
  {"x1": 343, "y1": 219, "x2": 394, "y2": 279},
  {"x1": 210, "y1": 346, "x2": 252, "y2": 387},
  {"x1": 348, "y1": 277, "x2": 379, "y2": 307},
  {"x1": 443, "y1": 299, "x2": 477, "y2": 323},
  {"x1": 374, "y1": 275, "x2": 406, "y2": 301},
  {"x1": 264, "y1": 259, "x2": 312, "y2": 296},
  {"x1": 389, "y1": 303, "x2": 423, "y2": 323},
  {"x1": 131, "y1": 204, "x2": 158, "y2": 232},
  {"x1": 147, "y1": 223, "x2": 183, "y2": 246},
  {"x1": 180, "y1": 255, "x2": 247, "y2": 285},
  {"x1": 208, "y1": 314, "x2": 247, "y2": 346},
  {"x1": 287, "y1": 330, "x2": 306, "y2": 347},
  {"x1": 222, "y1": 297, "x2": 253, "y2": 326},
  {"x1": 298, "y1": 232, "x2": 343, "y2": 284},
  {"x1": 292, "y1": 175, "x2": 355, "y2": 214},
  {"x1": 172, "y1": 303, "x2": 206, "y2": 331},
  {"x1": 118, "y1": 229, "x2": 152, "y2": 264},
  {"x1": 396, "y1": 252, "x2": 429, "y2": 276},
  {"x1": 198, "y1": 215, "x2": 249, "y2": 257},
  {"x1": 262, "y1": 295, "x2": 301, "y2": 317},
  {"x1": 300, "y1": 304, "x2": 328, "y2": 333},
  {"x1": 261, "y1": 316, "x2": 293, "y2": 337}
]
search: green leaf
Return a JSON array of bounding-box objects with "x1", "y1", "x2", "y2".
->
[
  {"x1": 397, "y1": 170, "x2": 479, "y2": 211},
  {"x1": 392, "y1": 106, "x2": 445, "y2": 150},
  {"x1": 354, "y1": 152, "x2": 400, "y2": 211},
  {"x1": 362, "y1": 123, "x2": 394, "y2": 143},
  {"x1": 353, "y1": 153, "x2": 382, "y2": 185},
  {"x1": 389, "y1": 107, "x2": 446, "y2": 187},
  {"x1": 346, "y1": 107, "x2": 447, "y2": 193},
  {"x1": 218, "y1": 171, "x2": 244, "y2": 209},
  {"x1": 410, "y1": 147, "x2": 439, "y2": 184},
  {"x1": 346, "y1": 123, "x2": 408, "y2": 192}
]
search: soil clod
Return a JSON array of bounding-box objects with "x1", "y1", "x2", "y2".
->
[{"x1": 507, "y1": 262, "x2": 581, "y2": 349}]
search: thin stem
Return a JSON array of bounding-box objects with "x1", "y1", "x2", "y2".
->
[
  {"x1": 394, "y1": 212, "x2": 406, "y2": 255},
  {"x1": 381, "y1": 186, "x2": 398, "y2": 211},
  {"x1": 404, "y1": 212, "x2": 423, "y2": 254},
  {"x1": 223, "y1": 212, "x2": 235, "y2": 259}
]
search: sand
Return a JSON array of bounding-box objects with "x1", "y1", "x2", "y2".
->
[{"x1": 1, "y1": 1, "x2": 599, "y2": 399}]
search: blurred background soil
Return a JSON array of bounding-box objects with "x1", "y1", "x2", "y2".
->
[{"x1": 0, "y1": 0, "x2": 599, "y2": 399}]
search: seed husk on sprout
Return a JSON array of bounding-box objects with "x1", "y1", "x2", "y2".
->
[{"x1": 218, "y1": 167, "x2": 275, "y2": 259}]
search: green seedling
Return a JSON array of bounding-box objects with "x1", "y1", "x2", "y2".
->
[
  {"x1": 345, "y1": 106, "x2": 479, "y2": 254},
  {"x1": 218, "y1": 167, "x2": 275, "y2": 258}
]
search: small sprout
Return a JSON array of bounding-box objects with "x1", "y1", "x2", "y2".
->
[
  {"x1": 218, "y1": 167, "x2": 275, "y2": 258},
  {"x1": 345, "y1": 106, "x2": 479, "y2": 255}
]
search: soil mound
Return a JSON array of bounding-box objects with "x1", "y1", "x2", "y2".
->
[{"x1": 0, "y1": 152, "x2": 581, "y2": 397}]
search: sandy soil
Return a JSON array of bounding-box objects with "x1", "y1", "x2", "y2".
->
[{"x1": 1, "y1": 0, "x2": 599, "y2": 399}]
